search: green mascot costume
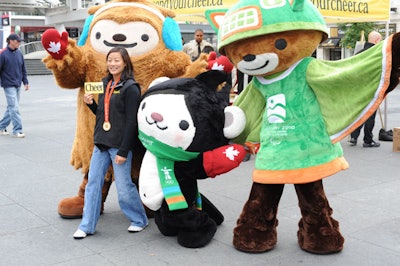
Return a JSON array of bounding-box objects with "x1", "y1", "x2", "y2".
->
[{"x1": 206, "y1": 0, "x2": 400, "y2": 254}]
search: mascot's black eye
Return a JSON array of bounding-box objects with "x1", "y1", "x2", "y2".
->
[
  {"x1": 141, "y1": 102, "x2": 146, "y2": 110},
  {"x1": 275, "y1": 39, "x2": 287, "y2": 50},
  {"x1": 179, "y1": 120, "x2": 189, "y2": 130},
  {"x1": 96, "y1": 32, "x2": 101, "y2": 40},
  {"x1": 141, "y1": 34, "x2": 149, "y2": 42}
]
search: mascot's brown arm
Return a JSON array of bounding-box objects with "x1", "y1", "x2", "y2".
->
[
  {"x1": 183, "y1": 54, "x2": 209, "y2": 78},
  {"x1": 158, "y1": 51, "x2": 209, "y2": 79},
  {"x1": 42, "y1": 39, "x2": 86, "y2": 89},
  {"x1": 387, "y1": 32, "x2": 400, "y2": 94}
]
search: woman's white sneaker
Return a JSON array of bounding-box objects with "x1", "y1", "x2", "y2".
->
[
  {"x1": 13, "y1": 132, "x2": 25, "y2": 138},
  {"x1": 128, "y1": 224, "x2": 147, "y2": 233},
  {"x1": 73, "y1": 229, "x2": 87, "y2": 239}
]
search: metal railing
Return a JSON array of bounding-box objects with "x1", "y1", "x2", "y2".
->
[
  {"x1": 19, "y1": 41, "x2": 44, "y2": 55},
  {"x1": 18, "y1": 41, "x2": 53, "y2": 75}
]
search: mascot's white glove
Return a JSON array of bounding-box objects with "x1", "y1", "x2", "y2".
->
[
  {"x1": 41, "y1": 29, "x2": 69, "y2": 60},
  {"x1": 203, "y1": 144, "x2": 246, "y2": 178}
]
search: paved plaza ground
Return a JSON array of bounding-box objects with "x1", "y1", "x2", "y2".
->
[{"x1": 0, "y1": 75, "x2": 400, "y2": 265}]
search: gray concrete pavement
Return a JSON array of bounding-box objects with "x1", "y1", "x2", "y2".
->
[{"x1": 0, "y1": 75, "x2": 400, "y2": 265}]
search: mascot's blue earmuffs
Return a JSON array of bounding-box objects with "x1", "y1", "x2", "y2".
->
[
  {"x1": 78, "y1": 15, "x2": 93, "y2": 47},
  {"x1": 78, "y1": 2, "x2": 182, "y2": 51}
]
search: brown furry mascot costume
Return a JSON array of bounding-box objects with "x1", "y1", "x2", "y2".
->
[
  {"x1": 41, "y1": 0, "x2": 207, "y2": 218},
  {"x1": 206, "y1": 0, "x2": 400, "y2": 254}
]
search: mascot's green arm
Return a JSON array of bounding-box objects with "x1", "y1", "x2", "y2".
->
[
  {"x1": 232, "y1": 81, "x2": 264, "y2": 144},
  {"x1": 306, "y1": 39, "x2": 391, "y2": 143}
]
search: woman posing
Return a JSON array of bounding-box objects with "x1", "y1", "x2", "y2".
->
[{"x1": 73, "y1": 47, "x2": 148, "y2": 239}]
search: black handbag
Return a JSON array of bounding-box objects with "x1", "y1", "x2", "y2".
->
[{"x1": 378, "y1": 128, "x2": 393, "y2": 141}]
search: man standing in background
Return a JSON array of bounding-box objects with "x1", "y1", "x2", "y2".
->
[
  {"x1": 183, "y1": 28, "x2": 213, "y2": 61},
  {"x1": 349, "y1": 31, "x2": 382, "y2": 148},
  {"x1": 0, "y1": 33, "x2": 29, "y2": 138}
]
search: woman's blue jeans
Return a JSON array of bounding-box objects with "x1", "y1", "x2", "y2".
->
[
  {"x1": 78, "y1": 146, "x2": 148, "y2": 234},
  {"x1": 0, "y1": 86, "x2": 22, "y2": 134}
]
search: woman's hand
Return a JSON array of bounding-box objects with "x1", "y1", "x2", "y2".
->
[
  {"x1": 84, "y1": 93, "x2": 94, "y2": 104},
  {"x1": 115, "y1": 155, "x2": 127, "y2": 165}
]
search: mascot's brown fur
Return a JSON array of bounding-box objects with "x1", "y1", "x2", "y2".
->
[{"x1": 42, "y1": 0, "x2": 208, "y2": 218}]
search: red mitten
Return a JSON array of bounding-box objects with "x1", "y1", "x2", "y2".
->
[
  {"x1": 41, "y1": 29, "x2": 69, "y2": 60},
  {"x1": 203, "y1": 144, "x2": 246, "y2": 178},
  {"x1": 207, "y1": 51, "x2": 234, "y2": 73}
]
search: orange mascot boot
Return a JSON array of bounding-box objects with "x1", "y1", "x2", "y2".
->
[{"x1": 58, "y1": 171, "x2": 112, "y2": 218}]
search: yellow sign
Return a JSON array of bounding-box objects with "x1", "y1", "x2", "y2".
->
[
  {"x1": 84, "y1": 82, "x2": 104, "y2": 94},
  {"x1": 153, "y1": 0, "x2": 237, "y2": 22},
  {"x1": 153, "y1": 0, "x2": 390, "y2": 23},
  {"x1": 311, "y1": 0, "x2": 390, "y2": 23}
]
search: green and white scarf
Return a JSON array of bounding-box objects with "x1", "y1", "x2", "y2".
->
[{"x1": 139, "y1": 130, "x2": 202, "y2": 211}]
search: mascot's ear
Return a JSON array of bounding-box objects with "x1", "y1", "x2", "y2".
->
[
  {"x1": 148, "y1": 77, "x2": 170, "y2": 88},
  {"x1": 78, "y1": 15, "x2": 94, "y2": 46},
  {"x1": 223, "y1": 106, "x2": 246, "y2": 139},
  {"x1": 205, "y1": 9, "x2": 227, "y2": 32},
  {"x1": 162, "y1": 17, "x2": 183, "y2": 51}
]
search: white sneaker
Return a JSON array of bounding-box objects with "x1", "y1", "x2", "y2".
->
[
  {"x1": 0, "y1": 129, "x2": 9, "y2": 135},
  {"x1": 73, "y1": 229, "x2": 87, "y2": 239},
  {"x1": 128, "y1": 224, "x2": 147, "y2": 233},
  {"x1": 13, "y1": 132, "x2": 25, "y2": 138}
]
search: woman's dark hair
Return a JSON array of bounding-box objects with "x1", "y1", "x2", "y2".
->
[
  {"x1": 106, "y1": 47, "x2": 134, "y2": 80},
  {"x1": 202, "y1": 45, "x2": 214, "y2": 54}
]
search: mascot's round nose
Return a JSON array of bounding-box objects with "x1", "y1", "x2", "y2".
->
[
  {"x1": 243, "y1": 54, "x2": 256, "y2": 62},
  {"x1": 113, "y1": 34, "x2": 127, "y2": 42},
  {"x1": 151, "y1": 112, "x2": 163, "y2": 122}
]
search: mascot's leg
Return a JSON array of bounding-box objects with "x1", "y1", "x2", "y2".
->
[
  {"x1": 154, "y1": 209, "x2": 179, "y2": 236},
  {"x1": 295, "y1": 180, "x2": 344, "y2": 254},
  {"x1": 57, "y1": 173, "x2": 88, "y2": 218},
  {"x1": 176, "y1": 207, "x2": 217, "y2": 248},
  {"x1": 58, "y1": 171, "x2": 112, "y2": 218},
  {"x1": 200, "y1": 193, "x2": 224, "y2": 225},
  {"x1": 156, "y1": 202, "x2": 217, "y2": 248},
  {"x1": 233, "y1": 183, "x2": 284, "y2": 253}
]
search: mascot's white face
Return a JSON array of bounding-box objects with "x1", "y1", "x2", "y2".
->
[
  {"x1": 138, "y1": 94, "x2": 196, "y2": 150},
  {"x1": 90, "y1": 20, "x2": 160, "y2": 56}
]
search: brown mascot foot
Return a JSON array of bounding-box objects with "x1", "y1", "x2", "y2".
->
[
  {"x1": 297, "y1": 215, "x2": 344, "y2": 254},
  {"x1": 58, "y1": 173, "x2": 111, "y2": 218},
  {"x1": 233, "y1": 183, "x2": 284, "y2": 253},
  {"x1": 295, "y1": 181, "x2": 344, "y2": 254},
  {"x1": 58, "y1": 196, "x2": 85, "y2": 219}
]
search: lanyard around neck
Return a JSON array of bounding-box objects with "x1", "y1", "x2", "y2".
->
[{"x1": 103, "y1": 78, "x2": 120, "y2": 131}]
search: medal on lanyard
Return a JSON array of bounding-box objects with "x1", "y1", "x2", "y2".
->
[
  {"x1": 103, "y1": 121, "x2": 111, "y2": 131},
  {"x1": 103, "y1": 78, "x2": 120, "y2": 131}
]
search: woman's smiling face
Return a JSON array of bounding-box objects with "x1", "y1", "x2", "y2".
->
[{"x1": 107, "y1": 51, "x2": 126, "y2": 78}]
